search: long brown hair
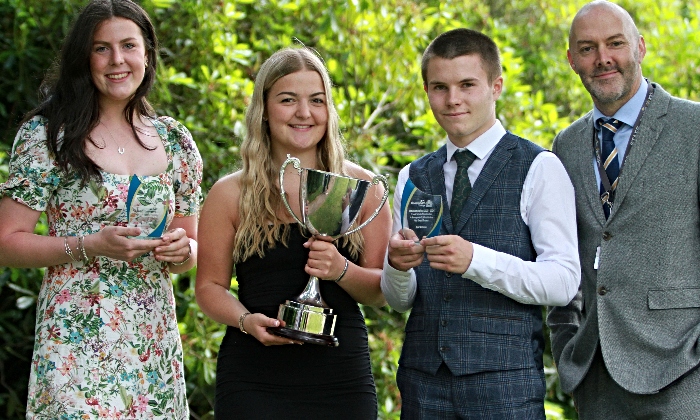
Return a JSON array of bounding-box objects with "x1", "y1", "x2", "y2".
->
[{"x1": 26, "y1": 0, "x2": 159, "y2": 185}]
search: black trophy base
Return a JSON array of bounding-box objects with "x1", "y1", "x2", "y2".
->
[{"x1": 267, "y1": 326, "x2": 339, "y2": 347}]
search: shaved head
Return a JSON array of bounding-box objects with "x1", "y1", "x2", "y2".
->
[
  {"x1": 570, "y1": 1, "x2": 640, "y2": 48},
  {"x1": 567, "y1": 0, "x2": 645, "y2": 115}
]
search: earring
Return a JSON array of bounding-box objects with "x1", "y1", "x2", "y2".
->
[
  {"x1": 262, "y1": 116, "x2": 268, "y2": 122},
  {"x1": 145, "y1": 59, "x2": 149, "y2": 68}
]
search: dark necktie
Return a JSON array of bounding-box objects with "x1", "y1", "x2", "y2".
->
[
  {"x1": 451, "y1": 149, "x2": 477, "y2": 223},
  {"x1": 598, "y1": 117, "x2": 623, "y2": 218}
]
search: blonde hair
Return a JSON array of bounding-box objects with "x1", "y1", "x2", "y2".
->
[{"x1": 233, "y1": 47, "x2": 364, "y2": 263}]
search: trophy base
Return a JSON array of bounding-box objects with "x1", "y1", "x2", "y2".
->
[
  {"x1": 268, "y1": 300, "x2": 339, "y2": 347},
  {"x1": 267, "y1": 326, "x2": 339, "y2": 347}
]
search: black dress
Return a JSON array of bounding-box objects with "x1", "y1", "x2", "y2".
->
[{"x1": 214, "y1": 225, "x2": 377, "y2": 419}]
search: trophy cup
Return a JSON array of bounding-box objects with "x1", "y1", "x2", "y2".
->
[
  {"x1": 400, "y1": 179, "x2": 443, "y2": 242},
  {"x1": 267, "y1": 155, "x2": 388, "y2": 346}
]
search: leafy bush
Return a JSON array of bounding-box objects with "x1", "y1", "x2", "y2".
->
[{"x1": 3, "y1": 0, "x2": 700, "y2": 418}]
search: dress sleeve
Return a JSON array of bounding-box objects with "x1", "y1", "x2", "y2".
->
[
  {"x1": 159, "y1": 116, "x2": 203, "y2": 217},
  {"x1": 0, "y1": 116, "x2": 62, "y2": 211}
]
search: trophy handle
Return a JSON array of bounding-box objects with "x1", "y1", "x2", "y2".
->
[
  {"x1": 343, "y1": 174, "x2": 389, "y2": 236},
  {"x1": 279, "y1": 154, "x2": 305, "y2": 225}
]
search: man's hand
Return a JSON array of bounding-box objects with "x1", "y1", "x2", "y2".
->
[
  {"x1": 387, "y1": 231, "x2": 425, "y2": 271},
  {"x1": 421, "y1": 234, "x2": 473, "y2": 274}
]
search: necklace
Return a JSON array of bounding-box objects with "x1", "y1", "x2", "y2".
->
[{"x1": 99, "y1": 120, "x2": 127, "y2": 154}]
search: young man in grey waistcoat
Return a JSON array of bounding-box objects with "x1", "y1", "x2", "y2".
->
[
  {"x1": 381, "y1": 28, "x2": 580, "y2": 419},
  {"x1": 547, "y1": 1, "x2": 700, "y2": 418}
]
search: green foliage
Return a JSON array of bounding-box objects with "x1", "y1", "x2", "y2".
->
[
  {"x1": 0, "y1": 0, "x2": 83, "y2": 143},
  {"x1": 365, "y1": 305, "x2": 407, "y2": 418},
  {"x1": 0, "y1": 269, "x2": 39, "y2": 417},
  {"x1": 3, "y1": 0, "x2": 700, "y2": 418},
  {"x1": 172, "y1": 271, "x2": 223, "y2": 419}
]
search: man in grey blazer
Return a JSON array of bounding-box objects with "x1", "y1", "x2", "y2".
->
[{"x1": 548, "y1": 1, "x2": 700, "y2": 418}]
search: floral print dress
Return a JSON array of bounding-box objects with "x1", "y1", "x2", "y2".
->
[{"x1": 1, "y1": 116, "x2": 202, "y2": 419}]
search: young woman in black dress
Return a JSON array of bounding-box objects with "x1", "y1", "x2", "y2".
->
[{"x1": 195, "y1": 47, "x2": 391, "y2": 419}]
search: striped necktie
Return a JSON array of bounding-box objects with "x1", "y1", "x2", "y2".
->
[{"x1": 598, "y1": 117, "x2": 623, "y2": 218}]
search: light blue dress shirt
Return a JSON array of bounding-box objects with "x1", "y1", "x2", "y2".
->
[{"x1": 592, "y1": 78, "x2": 649, "y2": 185}]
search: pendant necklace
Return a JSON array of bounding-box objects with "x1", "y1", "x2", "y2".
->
[{"x1": 99, "y1": 120, "x2": 127, "y2": 154}]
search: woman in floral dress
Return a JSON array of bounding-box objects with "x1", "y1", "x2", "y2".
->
[{"x1": 0, "y1": 1, "x2": 201, "y2": 418}]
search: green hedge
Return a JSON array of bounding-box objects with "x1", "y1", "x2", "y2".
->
[{"x1": 3, "y1": 0, "x2": 700, "y2": 418}]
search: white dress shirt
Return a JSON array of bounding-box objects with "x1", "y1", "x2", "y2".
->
[{"x1": 381, "y1": 120, "x2": 580, "y2": 312}]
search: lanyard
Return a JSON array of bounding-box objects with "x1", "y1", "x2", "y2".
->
[{"x1": 593, "y1": 82, "x2": 654, "y2": 212}]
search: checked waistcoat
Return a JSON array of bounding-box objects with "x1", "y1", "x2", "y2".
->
[{"x1": 401, "y1": 133, "x2": 545, "y2": 377}]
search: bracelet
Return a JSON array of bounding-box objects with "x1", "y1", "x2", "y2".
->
[
  {"x1": 77, "y1": 235, "x2": 91, "y2": 264},
  {"x1": 171, "y1": 241, "x2": 191, "y2": 266},
  {"x1": 334, "y1": 258, "x2": 349, "y2": 283},
  {"x1": 238, "y1": 312, "x2": 251, "y2": 334},
  {"x1": 64, "y1": 237, "x2": 79, "y2": 262}
]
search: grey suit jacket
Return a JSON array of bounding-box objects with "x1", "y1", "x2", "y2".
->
[{"x1": 547, "y1": 82, "x2": 700, "y2": 394}]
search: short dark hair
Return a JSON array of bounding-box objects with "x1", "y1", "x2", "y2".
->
[
  {"x1": 30, "y1": 0, "x2": 159, "y2": 184},
  {"x1": 421, "y1": 28, "x2": 502, "y2": 85}
]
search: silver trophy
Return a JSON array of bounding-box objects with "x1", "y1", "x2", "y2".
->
[{"x1": 267, "y1": 155, "x2": 388, "y2": 346}]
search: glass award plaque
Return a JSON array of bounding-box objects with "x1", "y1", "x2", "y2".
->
[
  {"x1": 400, "y1": 179, "x2": 443, "y2": 242},
  {"x1": 125, "y1": 175, "x2": 169, "y2": 239}
]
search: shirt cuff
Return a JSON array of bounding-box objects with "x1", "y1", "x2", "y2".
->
[
  {"x1": 463, "y1": 242, "x2": 496, "y2": 283},
  {"x1": 381, "y1": 256, "x2": 416, "y2": 312}
]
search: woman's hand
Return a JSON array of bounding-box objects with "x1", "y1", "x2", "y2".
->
[
  {"x1": 303, "y1": 236, "x2": 345, "y2": 281},
  {"x1": 86, "y1": 226, "x2": 162, "y2": 261},
  {"x1": 243, "y1": 313, "x2": 303, "y2": 346},
  {"x1": 154, "y1": 227, "x2": 191, "y2": 264}
]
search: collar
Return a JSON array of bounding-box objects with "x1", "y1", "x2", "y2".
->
[
  {"x1": 446, "y1": 119, "x2": 506, "y2": 162},
  {"x1": 593, "y1": 77, "x2": 648, "y2": 129}
]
